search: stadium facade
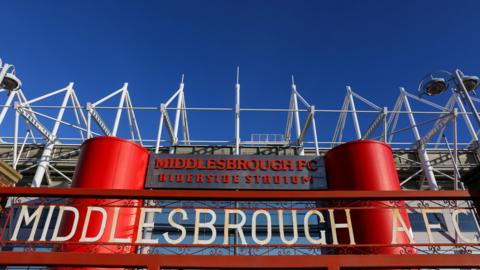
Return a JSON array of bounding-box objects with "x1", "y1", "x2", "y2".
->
[{"x1": 0, "y1": 59, "x2": 480, "y2": 269}]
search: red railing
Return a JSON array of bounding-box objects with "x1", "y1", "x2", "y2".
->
[{"x1": 0, "y1": 187, "x2": 479, "y2": 269}]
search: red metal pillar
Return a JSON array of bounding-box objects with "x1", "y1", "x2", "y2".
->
[
  {"x1": 325, "y1": 140, "x2": 415, "y2": 254},
  {"x1": 57, "y1": 136, "x2": 149, "y2": 269}
]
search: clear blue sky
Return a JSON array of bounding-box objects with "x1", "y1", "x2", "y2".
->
[{"x1": 1, "y1": 0, "x2": 479, "y2": 146}]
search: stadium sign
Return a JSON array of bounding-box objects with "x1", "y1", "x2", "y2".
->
[
  {"x1": 145, "y1": 154, "x2": 326, "y2": 190},
  {"x1": 10, "y1": 204, "x2": 478, "y2": 245}
]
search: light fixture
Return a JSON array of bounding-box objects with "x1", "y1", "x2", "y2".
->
[
  {"x1": 461, "y1": 75, "x2": 479, "y2": 92},
  {"x1": 0, "y1": 72, "x2": 21, "y2": 91},
  {"x1": 423, "y1": 77, "x2": 448, "y2": 96}
]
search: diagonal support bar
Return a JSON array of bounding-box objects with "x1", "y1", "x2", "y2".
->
[
  {"x1": 419, "y1": 112, "x2": 455, "y2": 147},
  {"x1": 15, "y1": 103, "x2": 55, "y2": 142},
  {"x1": 160, "y1": 103, "x2": 175, "y2": 143},
  {"x1": 87, "y1": 103, "x2": 111, "y2": 136},
  {"x1": 297, "y1": 106, "x2": 315, "y2": 147},
  {"x1": 362, "y1": 107, "x2": 387, "y2": 139}
]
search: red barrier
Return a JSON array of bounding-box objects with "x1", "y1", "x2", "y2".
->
[
  {"x1": 325, "y1": 140, "x2": 415, "y2": 254},
  {"x1": 58, "y1": 136, "x2": 149, "y2": 270}
]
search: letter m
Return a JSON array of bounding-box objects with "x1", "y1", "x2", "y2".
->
[
  {"x1": 155, "y1": 158, "x2": 166, "y2": 169},
  {"x1": 11, "y1": 205, "x2": 44, "y2": 241}
]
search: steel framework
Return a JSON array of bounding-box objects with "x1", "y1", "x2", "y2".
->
[{"x1": 1, "y1": 59, "x2": 480, "y2": 190}]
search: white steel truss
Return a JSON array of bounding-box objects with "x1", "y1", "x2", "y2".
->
[
  {"x1": 155, "y1": 75, "x2": 190, "y2": 154},
  {"x1": 2, "y1": 60, "x2": 480, "y2": 191},
  {"x1": 332, "y1": 86, "x2": 387, "y2": 146},
  {"x1": 87, "y1": 83, "x2": 143, "y2": 144},
  {"x1": 284, "y1": 76, "x2": 319, "y2": 156}
]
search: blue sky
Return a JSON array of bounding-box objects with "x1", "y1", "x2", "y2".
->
[{"x1": 1, "y1": 0, "x2": 480, "y2": 146}]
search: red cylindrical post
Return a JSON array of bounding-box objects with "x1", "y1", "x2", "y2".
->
[
  {"x1": 324, "y1": 140, "x2": 415, "y2": 254},
  {"x1": 57, "y1": 136, "x2": 149, "y2": 269}
]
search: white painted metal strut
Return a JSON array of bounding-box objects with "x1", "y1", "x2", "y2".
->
[
  {"x1": 400, "y1": 87, "x2": 438, "y2": 190},
  {"x1": 155, "y1": 76, "x2": 191, "y2": 153},
  {"x1": 456, "y1": 94, "x2": 479, "y2": 143},
  {"x1": 285, "y1": 78, "x2": 302, "y2": 153},
  {"x1": 347, "y1": 86, "x2": 362, "y2": 140},
  {"x1": 0, "y1": 90, "x2": 15, "y2": 128},
  {"x1": 111, "y1": 83, "x2": 128, "y2": 136},
  {"x1": 292, "y1": 89, "x2": 302, "y2": 154},
  {"x1": 310, "y1": 106, "x2": 320, "y2": 156},
  {"x1": 173, "y1": 79, "x2": 184, "y2": 146},
  {"x1": 334, "y1": 87, "x2": 384, "y2": 143},
  {"x1": 87, "y1": 84, "x2": 143, "y2": 144},
  {"x1": 87, "y1": 103, "x2": 111, "y2": 136},
  {"x1": 362, "y1": 107, "x2": 387, "y2": 140},
  {"x1": 32, "y1": 83, "x2": 74, "y2": 187},
  {"x1": 235, "y1": 67, "x2": 240, "y2": 155}
]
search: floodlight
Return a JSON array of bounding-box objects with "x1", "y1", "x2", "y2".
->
[
  {"x1": 0, "y1": 73, "x2": 21, "y2": 91},
  {"x1": 462, "y1": 75, "x2": 479, "y2": 92},
  {"x1": 424, "y1": 77, "x2": 448, "y2": 96}
]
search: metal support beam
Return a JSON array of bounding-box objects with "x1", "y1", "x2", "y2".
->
[
  {"x1": 362, "y1": 107, "x2": 387, "y2": 139},
  {"x1": 455, "y1": 69, "x2": 480, "y2": 128},
  {"x1": 311, "y1": 106, "x2": 319, "y2": 156},
  {"x1": 124, "y1": 92, "x2": 143, "y2": 145},
  {"x1": 180, "y1": 92, "x2": 190, "y2": 145},
  {"x1": 453, "y1": 108, "x2": 459, "y2": 190},
  {"x1": 455, "y1": 94, "x2": 479, "y2": 145},
  {"x1": 173, "y1": 76, "x2": 185, "y2": 145},
  {"x1": 160, "y1": 103, "x2": 175, "y2": 143},
  {"x1": 284, "y1": 91, "x2": 294, "y2": 142},
  {"x1": 297, "y1": 106, "x2": 314, "y2": 147},
  {"x1": 87, "y1": 103, "x2": 111, "y2": 136},
  {"x1": 291, "y1": 78, "x2": 303, "y2": 155},
  {"x1": 432, "y1": 94, "x2": 457, "y2": 149},
  {"x1": 0, "y1": 90, "x2": 15, "y2": 128},
  {"x1": 111, "y1": 83, "x2": 128, "y2": 136},
  {"x1": 332, "y1": 94, "x2": 350, "y2": 146},
  {"x1": 13, "y1": 108, "x2": 19, "y2": 168},
  {"x1": 347, "y1": 86, "x2": 362, "y2": 139},
  {"x1": 419, "y1": 112, "x2": 455, "y2": 147},
  {"x1": 15, "y1": 103, "x2": 55, "y2": 142},
  {"x1": 32, "y1": 84, "x2": 73, "y2": 187},
  {"x1": 155, "y1": 104, "x2": 165, "y2": 154},
  {"x1": 401, "y1": 87, "x2": 438, "y2": 190},
  {"x1": 235, "y1": 67, "x2": 240, "y2": 155}
]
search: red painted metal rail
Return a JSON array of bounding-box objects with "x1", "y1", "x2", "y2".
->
[
  {"x1": 1, "y1": 252, "x2": 480, "y2": 269},
  {"x1": 1, "y1": 187, "x2": 480, "y2": 269},
  {"x1": 0, "y1": 187, "x2": 479, "y2": 200}
]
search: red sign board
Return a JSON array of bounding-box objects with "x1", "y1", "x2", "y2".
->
[{"x1": 145, "y1": 154, "x2": 327, "y2": 190}]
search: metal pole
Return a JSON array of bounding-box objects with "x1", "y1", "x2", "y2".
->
[
  {"x1": 401, "y1": 88, "x2": 438, "y2": 190},
  {"x1": 32, "y1": 85, "x2": 72, "y2": 187},
  {"x1": 454, "y1": 69, "x2": 480, "y2": 127},
  {"x1": 383, "y1": 107, "x2": 388, "y2": 143},
  {"x1": 235, "y1": 67, "x2": 240, "y2": 155},
  {"x1": 453, "y1": 108, "x2": 459, "y2": 190},
  {"x1": 0, "y1": 90, "x2": 15, "y2": 126},
  {"x1": 13, "y1": 107, "x2": 19, "y2": 168},
  {"x1": 173, "y1": 76, "x2": 185, "y2": 145},
  {"x1": 347, "y1": 86, "x2": 362, "y2": 139},
  {"x1": 155, "y1": 104, "x2": 165, "y2": 154},
  {"x1": 284, "y1": 90, "x2": 294, "y2": 142},
  {"x1": 111, "y1": 84, "x2": 128, "y2": 136},
  {"x1": 180, "y1": 93, "x2": 190, "y2": 144},
  {"x1": 454, "y1": 94, "x2": 479, "y2": 142},
  {"x1": 291, "y1": 78, "x2": 303, "y2": 155},
  {"x1": 86, "y1": 103, "x2": 92, "y2": 138},
  {"x1": 311, "y1": 106, "x2": 320, "y2": 156}
]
